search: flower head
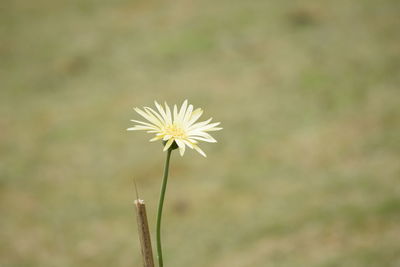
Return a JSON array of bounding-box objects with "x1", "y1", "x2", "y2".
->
[{"x1": 128, "y1": 100, "x2": 222, "y2": 157}]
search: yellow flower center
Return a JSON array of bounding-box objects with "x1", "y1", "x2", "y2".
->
[{"x1": 165, "y1": 124, "x2": 186, "y2": 139}]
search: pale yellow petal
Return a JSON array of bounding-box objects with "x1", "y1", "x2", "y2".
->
[
  {"x1": 163, "y1": 138, "x2": 175, "y2": 151},
  {"x1": 173, "y1": 105, "x2": 178, "y2": 123},
  {"x1": 183, "y1": 104, "x2": 193, "y2": 124},
  {"x1": 144, "y1": 107, "x2": 165, "y2": 127},
  {"x1": 188, "y1": 132, "x2": 217, "y2": 142},
  {"x1": 190, "y1": 121, "x2": 221, "y2": 132},
  {"x1": 187, "y1": 108, "x2": 203, "y2": 126},
  {"x1": 203, "y1": 127, "x2": 223, "y2": 132},
  {"x1": 182, "y1": 139, "x2": 194, "y2": 149},
  {"x1": 130, "y1": 119, "x2": 158, "y2": 128},
  {"x1": 178, "y1": 100, "x2": 188, "y2": 124},
  {"x1": 154, "y1": 101, "x2": 168, "y2": 123},
  {"x1": 163, "y1": 135, "x2": 172, "y2": 141},
  {"x1": 135, "y1": 108, "x2": 163, "y2": 128},
  {"x1": 149, "y1": 135, "x2": 164, "y2": 142},
  {"x1": 187, "y1": 138, "x2": 199, "y2": 144},
  {"x1": 127, "y1": 125, "x2": 157, "y2": 131},
  {"x1": 193, "y1": 144, "x2": 207, "y2": 157},
  {"x1": 175, "y1": 139, "x2": 186, "y2": 156},
  {"x1": 190, "y1": 136, "x2": 217, "y2": 143},
  {"x1": 127, "y1": 127, "x2": 139, "y2": 131},
  {"x1": 164, "y1": 102, "x2": 173, "y2": 125},
  {"x1": 188, "y1": 118, "x2": 213, "y2": 131}
]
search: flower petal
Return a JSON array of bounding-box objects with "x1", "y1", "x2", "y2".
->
[
  {"x1": 182, "y1": 139, "x2": 194, "y2": 149},
  {"x1": 163, "y1": 138, "x2": 175, "y2": 151},
  {"x1": 134, "y1": 108, "x2": 163, "y2": 128},
  {"x1": 183, "y1": 104, "x2": 193, "y2": 124},
  {"x1": 149, "y1": 135, "x2": 164, "y2": 142},
  {"x1": 187, "y1": 138, "x2": 199, "y2": 144},
  {"x1": 127, "y1": 125, "x2": 157, "y2": 131},
  {"x1": 188, "y1": 118, "x2": 213, "y2": 131},
  {"x1": 188, "y1": 132, "x2": 217, "y2": 142},
  {"x1": 163, "y1": 135, "x2": 172, "y2": 141},
  {"x1": 173, "y1": 105, "x2": 178, "y2": 124},
  {"x1": 144, "y1": 107, "x2": 165, "y2": 127},
  {"x1": 177, "y1": 100, "x2": 188, "y2": 124},
  {"x1": 187, "y1": 108, "x2": 203, "y2": 126},
  {"x1": 130, "y1": 119, "x2": 158, "y2": 128},
  {"x1": 190, "y1": 136, "x2": 217, "y2": 143},
  {"x1": 154, "y1": 101, "x2": 168, "y2": 123},
  {"x1": 190, "y1": 122, "x2": 221, "y2": 132},
  {"x1": 193, "y1": 144, "x2": 207, "y2": 157},
  {"x1": 203, "y1": 127, "x2": 223, "y2": 132},
  {"x1": 175, "y1": 139, "x2": 186, "y2": 156},
  {"x1": 164, "y1": 102, "x2": 173, "y2": 125}
]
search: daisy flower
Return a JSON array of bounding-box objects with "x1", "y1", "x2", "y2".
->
[{"x1": 127, "y1": 100, "x2": 222, "y2": 157}]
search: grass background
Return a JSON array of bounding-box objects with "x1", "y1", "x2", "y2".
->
[{"x1": 1, "y1": 0, "x2": 399, "y2": 266}]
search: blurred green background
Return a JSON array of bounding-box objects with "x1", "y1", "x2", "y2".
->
[{"x1": 1, "y1": 0, "x2": 399, "y2": 266}]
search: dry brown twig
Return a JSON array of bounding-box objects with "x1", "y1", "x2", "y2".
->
[{"x1": 135, "y1": 199, "x2": 155, "y2": 267}]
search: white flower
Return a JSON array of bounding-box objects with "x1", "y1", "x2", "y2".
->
[{"x1": 128, "y1": 100, "x2": 222, "y2": 157}]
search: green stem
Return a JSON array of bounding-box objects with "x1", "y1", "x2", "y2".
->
[{"x1": 156, "y1": 148, "x2": 172, "y2": 267}]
